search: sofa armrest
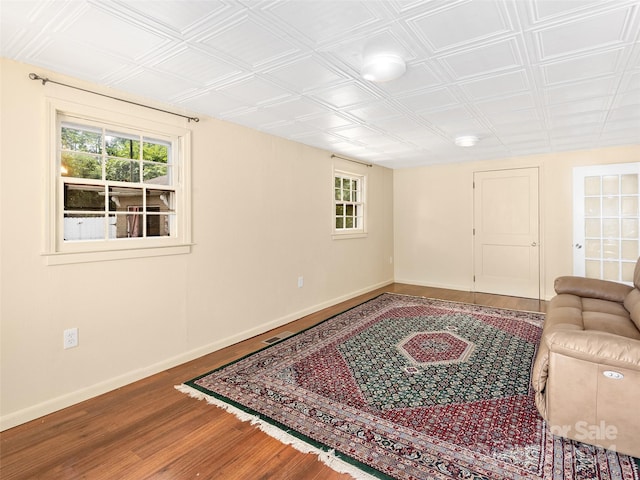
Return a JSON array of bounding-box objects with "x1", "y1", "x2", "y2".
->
[
  {"x1": 545, "y1": 330, "x2": 640, "y2": 369},
  {"x1": 554, "y1": 276, "x2": 632, "y2": 303}
]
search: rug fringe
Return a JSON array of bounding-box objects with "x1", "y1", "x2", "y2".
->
[{"x1": 175, "y1": 384, "x2": 380, "y2": 480}]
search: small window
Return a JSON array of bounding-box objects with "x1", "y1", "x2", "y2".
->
[
  {"x1": 334, "y1": 171, "x2": 366, "y2": 237},
  {"x1": 45, "y1": 101, "x2": 191, "y2": 264}
]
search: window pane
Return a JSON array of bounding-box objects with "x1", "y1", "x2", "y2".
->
[
  {"x1": 143, "y1": 139, "x2": 169, "y2": 163},
  {"x1": 602, "y1": 175, "x2": 619, "y2": 195},
  {"x1": 603, "y1": 240, "x2": 619, "y2": 259},
  {"x1": 585, "y1": 218, "x2": 601, "y2": 237},
  {"x1": 147, "y1": 189, "x2": 174, "y2": 212},
  {"x1": 585, "y1": 259, "x2": 600, "y2": 278},
  {"x1": 106, "y1": 158, "x2": 140, "y2": 182},
  {"x1": 622, "y1": 196, "x2": 638, "y2": 216},
  {"x1": 105, "y1": 132, "x2": 140, "y2": 159},
  {"x1": 584, "y1": 176, "x2": 600, "y2": 195},
  {"x1": 64, "y1": 185, "x2": 105, "y2": 211},
  {"x1": 62, "y1": 152, "x2": 102, "y2": 179},
  {"x1": 622, "y1": 261, "x2": 636, "y2": 281},
  {"x1": 111, "y1": 211, "x2": 144, "y2": 238},
  {"x1": 61, "y1": 124, "x2": 102, "y2": 153},
  {"x1": 64, "y1": 213, "x2": 105, "y2": 241},
  {"x1": 602, "y1": 197, "x2": 619, "y2": 216},
  {"x1": 602, "y1": 218, "x2": 619, "y2": 237},
  {"x1": 576, "y1": 164, "x2": 639, "y2": 286},
  {"x1": 143, "y1": 162, "x2": 169, "y2": 184},
  {"x1": 621, "y1": 174, "x2": 638, "y2": 194},
  {"x1": 622, "y1": 240, "x2": 639, "y2": 260},
  {"x1": 622, "y1": 218, "x2": 638, "y2": 238},
  {"x1": 109, "y1": 187, "x2": 143, "y2": 212},
  {"x1": 585, "y1": 239, "x2": 601, "y2": 258},
  {"x1": 585, "y1": 197, "x2": 600, "y2": 216},
  {"x1": 123, "y1": 212, "x2": 142, "y2": 238},
  {"x1": 57, "y1": 115, "x2": 185, "y2": 250},
  {"x1": 147, "y1": 213, "x2": 174, "y2": 237},
  {"x1": 603, "y1": 261, "x2": 619, "y2": 281},
  {"x1": 333, "y1": 171, "x2": 365, "y2": 233}
]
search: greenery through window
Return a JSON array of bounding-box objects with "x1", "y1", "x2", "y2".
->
[
  {"x1": 334, "y1": 172, "x2": 364, "y2": 233},
  {"x1": 60, "y1": 120, "x2": 176, "y2": 242}
]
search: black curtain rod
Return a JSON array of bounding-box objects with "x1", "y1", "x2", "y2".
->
[
  {"x1": 29, "y1": 73, "x2": 200, "y2": 123},
  {"x1": 331, "y1": 154, "x2": 373, "y2": 168}
]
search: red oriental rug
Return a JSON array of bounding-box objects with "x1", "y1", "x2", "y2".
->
[{"x1": 177, "y1": 293, "x2": 639, "y2": 480}]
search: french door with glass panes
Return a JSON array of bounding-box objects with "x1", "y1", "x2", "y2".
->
[{"x1": 573, "y1": 162, "x2": 639, "y2": 285}]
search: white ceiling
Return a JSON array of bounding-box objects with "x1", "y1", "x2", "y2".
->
[{"x1": 2, "y1": 0, "x2": 639, "y2": 168}]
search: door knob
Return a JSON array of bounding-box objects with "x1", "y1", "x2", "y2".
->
[
  {"x1": 575, "y1": 243, "x2": 583, "y2": 249},
  {"x1": 531, "y1": 242, "x2": 537, "y2": 247}
]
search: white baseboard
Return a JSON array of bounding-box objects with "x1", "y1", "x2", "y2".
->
[
  {"x1": 395, "y1": 278, "x2": 554, "y2": 302},
  {"x1": 393, "y1": 277, "x2": 472, "y2": 292},
  {"x1": 0, "y1": 278, "x2": 393, "y2": 431}
]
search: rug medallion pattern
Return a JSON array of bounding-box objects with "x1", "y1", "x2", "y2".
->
[{"x1": 185, "y1": 294, "x2": 639, "y2": 480}]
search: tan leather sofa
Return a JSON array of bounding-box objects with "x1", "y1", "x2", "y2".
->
[{"x1": 532, "y1": 257, "x2": 640, "y2": 458}]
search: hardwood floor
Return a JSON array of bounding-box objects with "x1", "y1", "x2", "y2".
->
[{"x1": 0, "y1": 284, "x2": 546, "y2": 480}]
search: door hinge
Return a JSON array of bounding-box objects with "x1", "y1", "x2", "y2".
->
[
  {"x1": 473, "y1": 275, "x2": 476, "y2": 282},
  {"x1": 473, "y1": 228, "x2": 475, "y2": 235}
]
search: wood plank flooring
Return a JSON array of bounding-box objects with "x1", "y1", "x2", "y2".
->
[{"x1": 0, "y1": 284, "x2": 546, "y2": 480}]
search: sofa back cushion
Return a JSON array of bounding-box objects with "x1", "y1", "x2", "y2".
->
[
  {"x1": 625, "y1": 289, "x2": 640, "y2": 331},
  {"x1": 624, "y1": 257, "x2": 640, "y2": 331}
]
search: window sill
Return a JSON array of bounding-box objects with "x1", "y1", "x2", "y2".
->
[
  {"x1": 43, "y1": 244, "x2": 193, "y2": 265},
  {"x1": 332, "y1": 232, "x2": 368, "y2": 240}
]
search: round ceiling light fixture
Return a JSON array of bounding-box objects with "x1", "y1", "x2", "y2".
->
[
  {"x1": 362, "y1": 53, "x2": 406, "y2": 82},
  {"x1": 454, "y1": 135, "x2": 480, "y2": 147}
]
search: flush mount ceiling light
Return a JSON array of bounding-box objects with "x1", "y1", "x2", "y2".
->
[
  {"x1": 454, "y1": 135, "x2": 479, "y2": 147},
  {"x1": 362, "y1": 53, "x2": 406, "y2": 82}
]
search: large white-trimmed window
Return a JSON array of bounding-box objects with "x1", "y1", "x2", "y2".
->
[
  {"x1": 45, "y1": 101, "x2": 191, "y2": 264},
  {"x1": 333, "y1": 170, "x2": 366, "y2": 237}
]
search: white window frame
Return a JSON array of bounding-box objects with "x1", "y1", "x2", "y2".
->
[
  {"x1": 43, "y1": 99, "x2": 192, "y2": 265},
  {"x1": 333, "y1": 169, "x2": 367, "y2": 239}
]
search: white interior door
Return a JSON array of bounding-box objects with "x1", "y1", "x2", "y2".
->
[{"x1": 473, "y1": 168, "x2": 540, "y2": 299}]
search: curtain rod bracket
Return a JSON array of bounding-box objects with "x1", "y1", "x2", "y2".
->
[
  {"x1": 29, "y1": 73, "x2": 200, "y2": 123},
  {"x1": 29, "y1": 73, "x2": 49, "y2": 85},
  {"x1": 331, "y1": 154, "x2": 373, "y2": 168}
]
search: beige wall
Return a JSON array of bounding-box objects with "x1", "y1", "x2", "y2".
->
[
  {"x1": 2, "y1": 56, "x2": 637, "y2": 430},
  {"x1": 394, "y1": 146, "x2": 640, "y2": 300},
  {"x1": 0, "y1": 58, "x2": 394, "y2": 429}
]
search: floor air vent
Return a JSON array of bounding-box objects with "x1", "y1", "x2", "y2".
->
[{"x1": 262, "y1": 331, "x2": 295, "y2": 344}]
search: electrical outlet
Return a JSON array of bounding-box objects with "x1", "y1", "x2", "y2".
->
[
  {"x1": 297, "y1": 276, "x2": 304, "y2": 288},
  {"x1": 63, "y1": 327, "x2": 78, "y2": 349}
]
